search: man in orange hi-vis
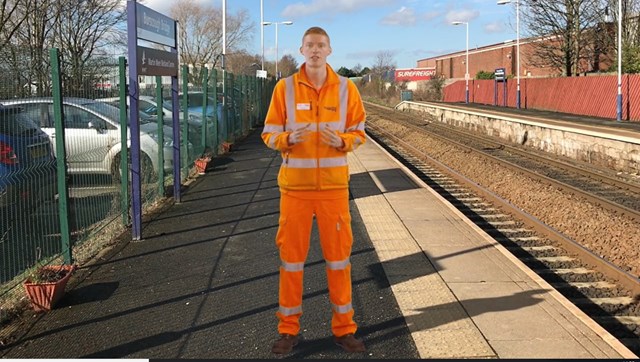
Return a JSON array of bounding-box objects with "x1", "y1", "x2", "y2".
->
[{"x1": 261, "y1": 26, "x2": 367, "y2": 355}]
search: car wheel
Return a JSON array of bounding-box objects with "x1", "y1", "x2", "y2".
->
[
  {"x1": 140, "y1": 153, "x2": 157, "y2": 183},
  {"x1": 113, "y1": 152, "x2": 157, "y2": 184},
  {"x1": 112, "y1": 152, "x2": 129, "y2": 183}
]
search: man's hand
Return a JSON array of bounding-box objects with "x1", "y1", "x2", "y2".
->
[
  {"x1": 288, "y1": 124, "x2": 311, "y2": 145},
  {"x1": 321, "y1": 126, "x2": 344, "y2": 148}
]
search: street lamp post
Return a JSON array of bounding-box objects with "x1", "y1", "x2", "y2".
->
[
  {"x1": 452, "y1": 21, "x2": 469, "y2": 104},
  {"x1": 260, "y1": 0, "x2": 264, "y2": 71},
  {"x1": 263, "y1": 20, "x2": 293, "y2": 79},
  {"x1": 497, "y1": 0, "x2": 521, "y2": 109}
]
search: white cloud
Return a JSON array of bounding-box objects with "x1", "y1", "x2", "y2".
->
[
  {"x1": 444, "y1": 9, "x2": 480, "y2": 24},
  {"x1": 423, "y1": 11, "x2": 442, "y2": 22},
  {"x1": 380, "y1": 6, "x2": 416, "y2": 26},
  {"x1": 282, "y1": 0, "x2": 395, "y2": 19},
  {"x1": 484, "y1": 21, "x2": 504, "y2": 34}
]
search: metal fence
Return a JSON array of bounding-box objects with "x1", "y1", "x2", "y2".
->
[
  {"x1": 443, "y1": 74, "x2": 640, "y2": 122},
  {"x1": 0, "y1": 48, "x2": 274, "y2": 314}
]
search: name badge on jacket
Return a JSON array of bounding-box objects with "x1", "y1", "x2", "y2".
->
[{"x1": 296, "y1": 103, "x2": 311, "y2": 111}]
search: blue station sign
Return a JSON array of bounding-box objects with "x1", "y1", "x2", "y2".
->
[{"x1": 136, "y1": 3, "x2": 176, "y2": 48}]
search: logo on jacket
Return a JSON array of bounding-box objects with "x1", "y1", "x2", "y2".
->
[{"x1": 324, "y1": 106, "x2": 337, "y2": 112}]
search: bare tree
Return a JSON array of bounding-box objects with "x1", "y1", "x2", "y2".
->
[
  {"x1": 521, "y1": 0, "x2": 610, "y2": 76},
  {"x1": 0, "y1": 0, "x2": 125, "y2": 97},
  {"x1": 0, "y1": 0, "x2": 29, "y2": 48},
  {"x1": 370, "y1": 50, "x2": 396, "y2": 97},
  {"x1": 371, "y1": 50, "x2": 396, "y2": 77},
  {"x1": 226, "y1": 50, "x2": 261, "y2": 75},
  {"x1": 600, "y1": 0, "x2": 640, "y2": 73},
  {"x1": 0, "y1": 0, "x2": 60, "y2": 97},
  {"x1": 54, "y1": 0, "x2": 126, "y2": 96},
  {"x1": 277, "y1": 54, "x2": 298, "y2": 78},
  {"x1": 170, "y1": 0, "x2": 254, "y2": 85}
]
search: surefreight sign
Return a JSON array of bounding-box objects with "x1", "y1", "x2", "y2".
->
[{"x1": 394, "y1": 68, "x2": 436, "y2": 81}]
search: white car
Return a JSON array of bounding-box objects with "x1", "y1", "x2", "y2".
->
[{"x1": 0, "y1": 97, "x2": 191, "y2": 181}]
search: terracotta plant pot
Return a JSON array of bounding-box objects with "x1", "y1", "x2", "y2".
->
[
  {"x1": 195, "y1": 157, "x2": 210, "y2": 175},
  {"x1": 23, "y1": 264, "x2": 76, "y2": 312},
  {"x1": 221, "y1": 142, "x2": 233, "y2": 154}
]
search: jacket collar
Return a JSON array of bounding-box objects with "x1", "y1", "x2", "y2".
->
[{"x1": 296, "y1": 63, "x2": 340, "y2": 88}]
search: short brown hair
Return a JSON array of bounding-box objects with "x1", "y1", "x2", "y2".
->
[{"x1": 302, "y1": 26, "x2": 330, "y2": 45}]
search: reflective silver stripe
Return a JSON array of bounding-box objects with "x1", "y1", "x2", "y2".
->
[
  {"x1": 268, "y1": 131, "x2": 283, "y2": 149},
  {"x1": 279, "y1": 305, "x2": 302, "y2": 316},
  {"x1": 332, "y1": 302, "x2": 353, "y2": 314},
  {"x1": 318, "y1": 157, "x2": 348, "y2": 167},
  {"x1": 346, "y1": 121, "x2": 365, "y2": 132},
  {"x1": 286, "y1": 122, "x2": 313, "y2": 132},
  {"x1": 285, "y1": 76, "x2": 296, "y2": 124},
  {"x1": 338, "y1": 77, "x2": 348, "y2": 131},
  {"x1": 282, "y1": 260, "x2": 305, "y2": 272},
  {"x1": 283, "y1": 157, "x2": 348, "y2": 169},
  {"x1": 326, "y1": 257, "x2": 350, "y2": 270},
  {"x1": 322, "y1": 121, "x2": 342, "y2": 131},
  {"x1": 263, "y1": 124, "x2": 285, "y2": 134},
  {"x1": 284, "y1": 158, "x2": 317, "y2": 168}
]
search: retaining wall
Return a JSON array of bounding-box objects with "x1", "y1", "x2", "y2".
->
[{"x1": 395, "y1": 101, "x2": 640, "y2": 175}]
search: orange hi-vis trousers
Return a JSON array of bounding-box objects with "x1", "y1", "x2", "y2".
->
[{"x1": 275, "y1": 189, "x2": 357, "y2": 337}]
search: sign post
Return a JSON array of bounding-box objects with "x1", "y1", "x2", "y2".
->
[
  {"x1": 127, "y1": 0, "x2": 178, "y2": 240},
  {"x1": 494, "y1": 67, "x2": 506, "y2": 107}
]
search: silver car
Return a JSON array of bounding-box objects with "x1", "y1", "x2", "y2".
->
[
  {"x1": 97, "y1": 95, "x2": 216, "y2": 149},
  {"x1": 0, "y1": 97, "x2": 191, "y2": 181}
]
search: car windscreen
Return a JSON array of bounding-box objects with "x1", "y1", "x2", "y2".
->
[
  {"x1": 82, "y1": 101, "x2": 153, "y2": 124},
  {"x1": 0, "y1": 109, "x2": 41, "y2": 136}
]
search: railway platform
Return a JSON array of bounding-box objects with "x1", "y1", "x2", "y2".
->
[{"x1": 0, "y1": 125, "x2": 637, "y2": 359}]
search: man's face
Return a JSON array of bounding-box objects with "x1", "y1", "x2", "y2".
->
[{"x1": 300, "y1": 33, "x2": 332, "y2": 68}]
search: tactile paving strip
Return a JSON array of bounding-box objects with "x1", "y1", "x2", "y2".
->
[{"x1": 348, "y1": 153, "x2": 496, "y2": 359}]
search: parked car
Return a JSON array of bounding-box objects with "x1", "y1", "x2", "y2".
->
[
  {"x1": 0, "y1": 104, "x2": 57, "y2": 229},
  {"x1": 97, "y1": 95, "x2": 216, "y2": 150},
  {"x1": 0, "y1": 98, "x2": 192, "y2": 181},
  {"x1": 163, "y1": 91, "x2": 221, "y2": 120}
]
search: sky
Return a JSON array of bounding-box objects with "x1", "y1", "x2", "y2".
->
[{"x1": 141, "y1": 0, "x2": 520, "y2": 71}]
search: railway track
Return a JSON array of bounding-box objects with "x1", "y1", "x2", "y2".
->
[{"x1": 363, "y1": 101, "x2": 640, "y2": 354}]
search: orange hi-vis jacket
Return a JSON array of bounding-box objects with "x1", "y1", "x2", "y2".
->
[{"x1": 261, "y1": 63, "x2": 366, "y2": 191}]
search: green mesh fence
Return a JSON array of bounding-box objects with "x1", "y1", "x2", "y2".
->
[{"x1": 0, "y1": 47, "x2": 273, "y2": 319}]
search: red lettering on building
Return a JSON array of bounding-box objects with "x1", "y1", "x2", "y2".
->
[{"x1": 395, "y1": 68, "x2": 436, "y2": 81}]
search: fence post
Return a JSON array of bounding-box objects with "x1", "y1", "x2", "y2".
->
[
  {"x1": 118, "y1": 57, "x2": 130, "y2": 225},
  {"x1": 50, "y1": 48, "x2": 73, "y2": 265},
  {"x1": 181, "y1": 65, "x2": 189, "y2": 174},
  {"x1": 210, "y1": 69, "x2": 219, "y2": 154},
  {"x1": 155, "y1": 75, "x2": 165, "y2": 196},
  {"x1": 228, "y1": 72, "x2": 235, "y2": 142},
  {"x1": 241, "y1": 74, "x2": 247, "y2": 134},
  {"x1": 202, "y1": 67, "x2": 209, "y2": 153}
]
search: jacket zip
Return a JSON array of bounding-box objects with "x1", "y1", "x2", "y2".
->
[{"x1": 314, "y1": 90, "x2": 321, "y2": 191}]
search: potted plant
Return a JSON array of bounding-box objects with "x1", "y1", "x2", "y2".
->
[
  {"x1": 194, "y1": 156, "x2": 211, "y2": 175},
  {"x1": 23, "y1": 264, "x2": 76, "y2": 312},
  {"x1": 221, "y1": 142, "x2": 233, "y2": 154}
]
